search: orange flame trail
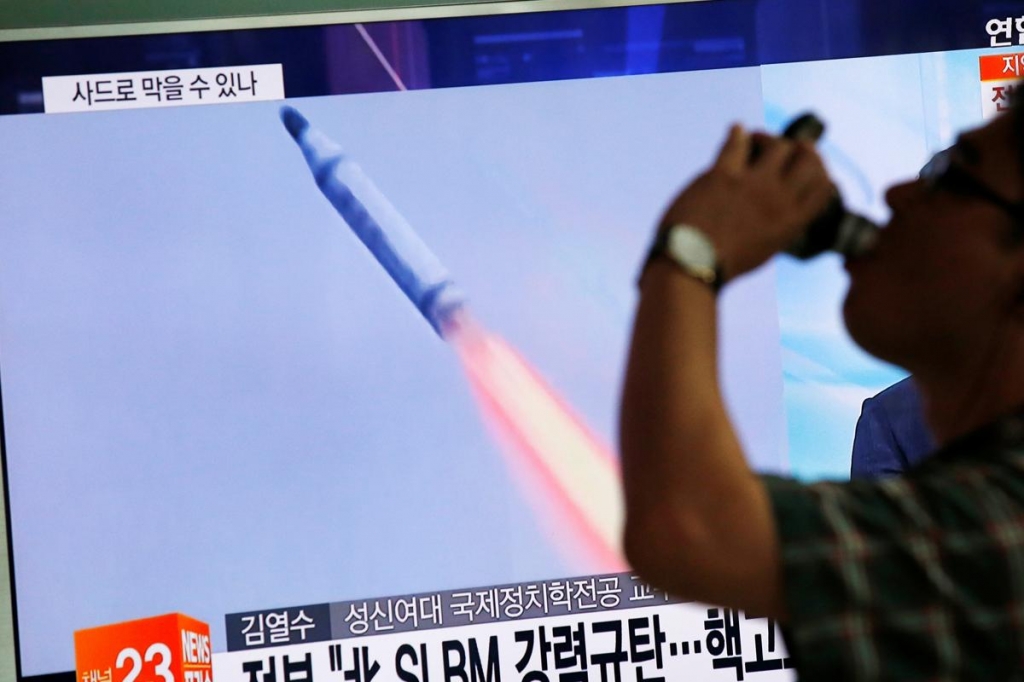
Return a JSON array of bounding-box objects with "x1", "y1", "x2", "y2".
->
[{"x1": 444, "y1": 311, "x2": 627, "y2": 573}]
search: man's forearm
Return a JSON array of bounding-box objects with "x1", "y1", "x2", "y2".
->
[
  {"x1": 618, "y1": 125, "x2": 829, "y2": 615},
  {"x1": 621, "y1": 261, "x2": 731, "y2": 507},
  {"x1": 619, "y1": 262, "x2": 783, "y2": 615}
]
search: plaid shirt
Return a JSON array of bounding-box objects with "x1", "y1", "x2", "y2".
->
[{"x1": 763, "y1": 410, "x2": 1024, "y2": 680}]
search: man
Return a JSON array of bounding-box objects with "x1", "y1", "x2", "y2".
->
[
  {"x1": 619, "y1": 107, "x2": 1024, "y2": 678},
  {"x1": 851, "y1": 376, "x2": 935, "y2": 478}
]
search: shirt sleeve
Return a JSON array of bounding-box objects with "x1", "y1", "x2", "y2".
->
[{"x1": 761, "y1": 470, "x2": 1022, "y2": 681}]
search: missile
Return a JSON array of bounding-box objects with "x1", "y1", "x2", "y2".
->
[{"x1": 281, "y1": 105, "x2": 466, "y2": 337}]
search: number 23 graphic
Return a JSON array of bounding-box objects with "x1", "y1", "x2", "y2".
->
[{"x1": 116, "y1": 643, "x2": 174, "y2": 682}]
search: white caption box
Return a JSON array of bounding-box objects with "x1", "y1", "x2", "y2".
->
[
  {"x1": 42, "y1": 64, "x2": 285, "y2": 114},
  {"x1": 214, "y1": 604, "x2": 795, "y2": 682}
]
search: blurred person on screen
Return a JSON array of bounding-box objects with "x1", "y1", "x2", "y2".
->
[
  {"x1": 619, "y1": 98, "x2": 1024, "y2": 678},
  {"x1": 850, "y1": 375, "x2": 935, "y2": 479}
]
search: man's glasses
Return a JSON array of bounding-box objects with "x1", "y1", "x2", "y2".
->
[{"x1": 919, "y1": 147, "x2": 1024, "y2": 228}]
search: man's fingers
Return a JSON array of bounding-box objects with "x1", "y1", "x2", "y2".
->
[
  {"x1": 793, "y1": 181, "x2": 836, "y2": 226},
  {"x1": 786, "y1": 142, "x2": 828, "y2": 195},
  {"x1": 749, "y1": 132, "x2": 774, "y2": 162},
  {"x1": 754, "y1": 135, "x2": 793, "y2": 173},
  {"x1": 714, "y1": 124, "x2": 751, "y2": 174}
]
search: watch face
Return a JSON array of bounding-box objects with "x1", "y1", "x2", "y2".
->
[{"x1": 667, "y1": 226, "x2": 716, "y2": 270}]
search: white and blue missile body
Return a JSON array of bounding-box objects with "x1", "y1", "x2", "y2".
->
[{"x1": 281, "y1": 106, "x2": 465, "y2": 337}]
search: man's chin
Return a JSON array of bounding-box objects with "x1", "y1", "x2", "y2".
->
[
  {"x1": 842, "y1": 290, "x2": 889, "y2": 361},
  {"x1": 844, "y1": 293, "x2": 918, "y2": 373}
]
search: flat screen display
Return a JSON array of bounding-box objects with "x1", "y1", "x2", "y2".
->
[{"x1": 0, "y1": 0, "x2": 1018, "y2": 679}]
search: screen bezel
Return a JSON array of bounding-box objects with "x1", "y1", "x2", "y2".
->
[{"x1": 0, "y1": 0, "x2": 708, "y2": 42}]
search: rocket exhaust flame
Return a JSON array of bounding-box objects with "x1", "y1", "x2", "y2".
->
[
  {"x1": 282, "y1": 107, "x2": 625, "y2": 571},
  {"x1": 447, "y1": 312, "x2": 626, "y2": 572}
]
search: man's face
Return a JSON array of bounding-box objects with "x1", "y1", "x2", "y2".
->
[{"x1": 843, "y1": 112, "x2": 1024, "y2": 371}]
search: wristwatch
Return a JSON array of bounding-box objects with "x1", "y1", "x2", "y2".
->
[{"x1": 641, "y1": 223, "x2": 724, "y2": 292}]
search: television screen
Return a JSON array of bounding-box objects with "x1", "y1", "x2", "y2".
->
[{"x1": 0, "y1": 0, "x2": 1018, "y2": 679}]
